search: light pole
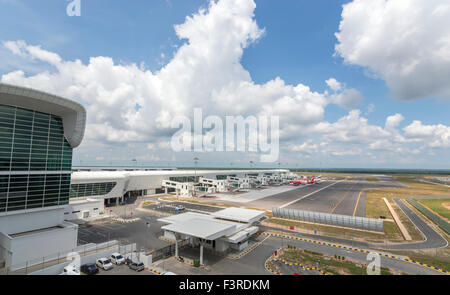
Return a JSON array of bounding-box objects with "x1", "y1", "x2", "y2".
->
[
  {"x1": 146, "y1": 222, "x2": 150, "y2": 251},
  {"x1": 194, "y1": 157, "x2": 199, "y2": 197}
]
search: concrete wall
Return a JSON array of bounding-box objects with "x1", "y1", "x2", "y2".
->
[
  {"x1": 6, "y1": 222, "x2": 78, "y2": 270},
  {"x1": 0, "y1": 207, "x2": 65, "y2": 235},
  {"x1": 65, "y1": 199, "x2": 105, "y2": 220}
]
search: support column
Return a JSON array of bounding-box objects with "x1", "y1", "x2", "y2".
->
[
  {"x1": 199, "y1": 244, "x2": 203, "y2": 265},
  {"x1": 164, "y1": 187, "x2": 168, "y2": 194},
  {"x1": 175, "y1": 238, "x2": 179, "y2": 257},
  {"x1": 116, "y1": 197, "x2": 119, "y2": 205}
]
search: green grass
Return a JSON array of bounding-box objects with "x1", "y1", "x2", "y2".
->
[
  {"x1": 366, "y1": 177, "x2": 379, "y2": 182},
  {"x1": 266, "y1": 217, "x2": 402, "y2": 242},
  {"x1": 364, "y1": 175, "x2": 450, "y2": 241},
  {"x1": 282, "y1": 249, "x2": 394, "y2": 275},
  {"x1": 390, "y1": 247, "x2": 450, "y2": 273},
  {"x1": 417, "y1": 198, "x2": 450, "y2": 220}
]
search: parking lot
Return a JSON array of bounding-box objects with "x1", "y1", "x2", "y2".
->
[
  {"x1": 144, "y1": 201, "x2": 224, "y2": 215},
  {"x1": 77, "y1": 214, "x2": 171, "y2": 252},
  {"x1": 95, "y1": 263, "x2": 154, "y2": 275}
]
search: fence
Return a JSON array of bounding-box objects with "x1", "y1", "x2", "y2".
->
[
  {"x1": 272, "y1": 207, "x2": 384, "y2": 232},
  {"x1": 149, "y1": 239, "x2": 190, "y2": 262}
]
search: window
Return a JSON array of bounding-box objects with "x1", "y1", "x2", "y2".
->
[
  {"x1": 69, "y1": 182, "x2": 117, "y2": 198},
  {"x1": 0, "y1": 104, "x2": 74, "y2": 213}
]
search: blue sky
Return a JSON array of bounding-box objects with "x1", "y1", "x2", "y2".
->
[{"x1": 1, "y1": 0, "x2": 449, "y2": 169}]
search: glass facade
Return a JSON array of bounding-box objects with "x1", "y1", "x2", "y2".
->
[
  {"x1": 0, "y1": 104, "x2": 73, "y2": 213},
  {"x1": 169, "y1": 176, "x2": 200, "y2": 183},
  {"x1": 216, "y1": 174, "x2": 236, "y2": 180},
  {"x1": 69, "y1": 182, "x2": 116, "y2": 198}
]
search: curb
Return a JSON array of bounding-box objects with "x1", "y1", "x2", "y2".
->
[
  {"x1": 111, "y1": 217, "x2": 141, "y2": 223},
  {"x1": 276, "y1": 257, "x2": 326, "y2": 275},
  {"x1": 264, "y1": 232, "x2": 449, "y2": 275},
  {"x1": 264, "y1": 256, "x2": 281, "y2": 275},
  {"x1": 148, "y1": 268, "x2": 162, "y2": 275}
]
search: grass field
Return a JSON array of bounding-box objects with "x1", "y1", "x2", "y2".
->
[
  {"x1": 265, "y1": 217, "x2": 404, "y2": 242},
  {"x1": 365, "y1": 177, "x2": 379, "y2": 182},
  {"x1": 365, "y1": 176, "x2": 450, "y2": 222},
  {"x1": 417, "y1": 198, "x2": 450, "y2": 220},
  {"x1": 280, "y1": 247, "x2": 395, "y2": 275},
  {"x1": 391, "y1": 247, "x2": 450, "y2": 273}
]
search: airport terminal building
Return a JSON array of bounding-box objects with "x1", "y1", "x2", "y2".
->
[{"x1": 0, "y1": 83, "x2": 86, "y2": 270}]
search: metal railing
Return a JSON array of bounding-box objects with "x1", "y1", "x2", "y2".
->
[
  {"x1": 272, "y1": 207, "x2": 384, "y2": 232},
  {"x1": 1, "y1": 240, "x2": 120, "y2": 275},
  {"x1": 148, "y1": 239, "x2": 190, "y2": 262}
]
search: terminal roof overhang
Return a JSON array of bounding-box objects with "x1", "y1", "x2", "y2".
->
[
  {"x1": 211, "y1": 207, "x2": 266, "y2": 223},
  {"x1": 71, "y1": 169, "x2": 290, "y2": 181},
  {"x1": 0, "y1": 83, "x2": 86, "y2": 148},
  {"x1": 158, "y1": 209, "x2": 265, "y2": 241},
  {"x1": 161, "y1": 218, "x2": 236, "y2": 240}
]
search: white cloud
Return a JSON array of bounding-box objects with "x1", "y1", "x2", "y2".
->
[
  {"x1": 1, "y1": 0, "x2": 448, "y2": 166},
  {"x1": 325, "y1": 78, "x2": 342, "y2": 92},
  {"x1": 1, "y1": 0, "x2": 332, "y2": 146},
  {"x1": 326, "y1": 78, "x2": 363, "y2": 109},
  {"x1": 314, "y1": 110, "x2": 390, "y2": 144},
  {"x1": 403, "y1": 120, "x2": 450, "y2": 148},
  {"x1": 287, "y1": 140, "x2": 319, "y2": 154},
  {"x1": 335, "y1": 0, "x2": 450, "y2": 100},
  {"x1": 385, "y1": 113, "x2": 404, "y2": 130}
]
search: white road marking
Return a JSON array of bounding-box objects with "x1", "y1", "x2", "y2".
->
[{"x1": 279, "y1": 180, "x2": 344, "y2": 209}]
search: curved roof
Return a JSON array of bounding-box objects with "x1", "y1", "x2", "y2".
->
[{"x1": 0, "y1": 83, "x2": 86, "y2": 148}]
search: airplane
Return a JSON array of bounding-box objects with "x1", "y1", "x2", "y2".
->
[{"x1": 289, "y1": 176, "x2": 315, "y2": 185}]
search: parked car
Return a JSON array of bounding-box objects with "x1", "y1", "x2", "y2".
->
[
  {"x1": 110, "y1": 253, "x2": 125, "y2": 265},
  {"x1": 96, "y1": 258, "x2": 114, "y2": 270},
  {"x1": 80, "y1": 263, "x2": 99, "y2": 275},
  {"x1": 61, "y1": 264, "x2": 80, "y2": 275},
  {"x1": 128, "y1": 261, "x2": 145, "y2": 272},
  {"x1": 175, "y1": 205, "x2": 185, "y2": 211}
]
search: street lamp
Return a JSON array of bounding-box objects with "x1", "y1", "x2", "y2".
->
[
  {"x1": 146, "y1": 222, "x2": 151, "y2": 251},
  {"x1": 194, "y1": 157, "x2": 199, "y2": 197},
  {"x1": 193, "y1": 157, "x2": 199, "y2": 178}
]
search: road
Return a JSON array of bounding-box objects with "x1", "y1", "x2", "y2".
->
[
  {"x1": 378, "y1": 199, "x2": 449, "y2": 250},
  {"x1": 262, "y1": 234, "x2": 445, "y2": 275}
]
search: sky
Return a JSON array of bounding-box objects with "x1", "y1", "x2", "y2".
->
[{"x1": 0, "y1": 0, "x2": 449, "y2": 169}]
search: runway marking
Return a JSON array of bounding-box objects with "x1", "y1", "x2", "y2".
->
[
  {"x1": 279, "y1": 180, "x2": 344, "y2": 209},
  {"x1": 330, "y1": 182, "x2": 357, "y2": 214},
  {"x1": 352, "y1": 190, "x2": 363, "y2": 217}
]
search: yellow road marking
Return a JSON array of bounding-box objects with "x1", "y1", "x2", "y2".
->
[
  {"x1": 330, "y1": 182, "x2": 357, "y2": 214},
  {"x1": 265, "y1": 231, "x2": 448, "y2": 275},
  {"x1": 352, "y1": 190, "x2": 363, "y2": 216}
]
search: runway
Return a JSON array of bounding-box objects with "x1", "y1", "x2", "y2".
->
[{"x1": 246, "y1": 177, "x2": 402, "y2": 217}]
